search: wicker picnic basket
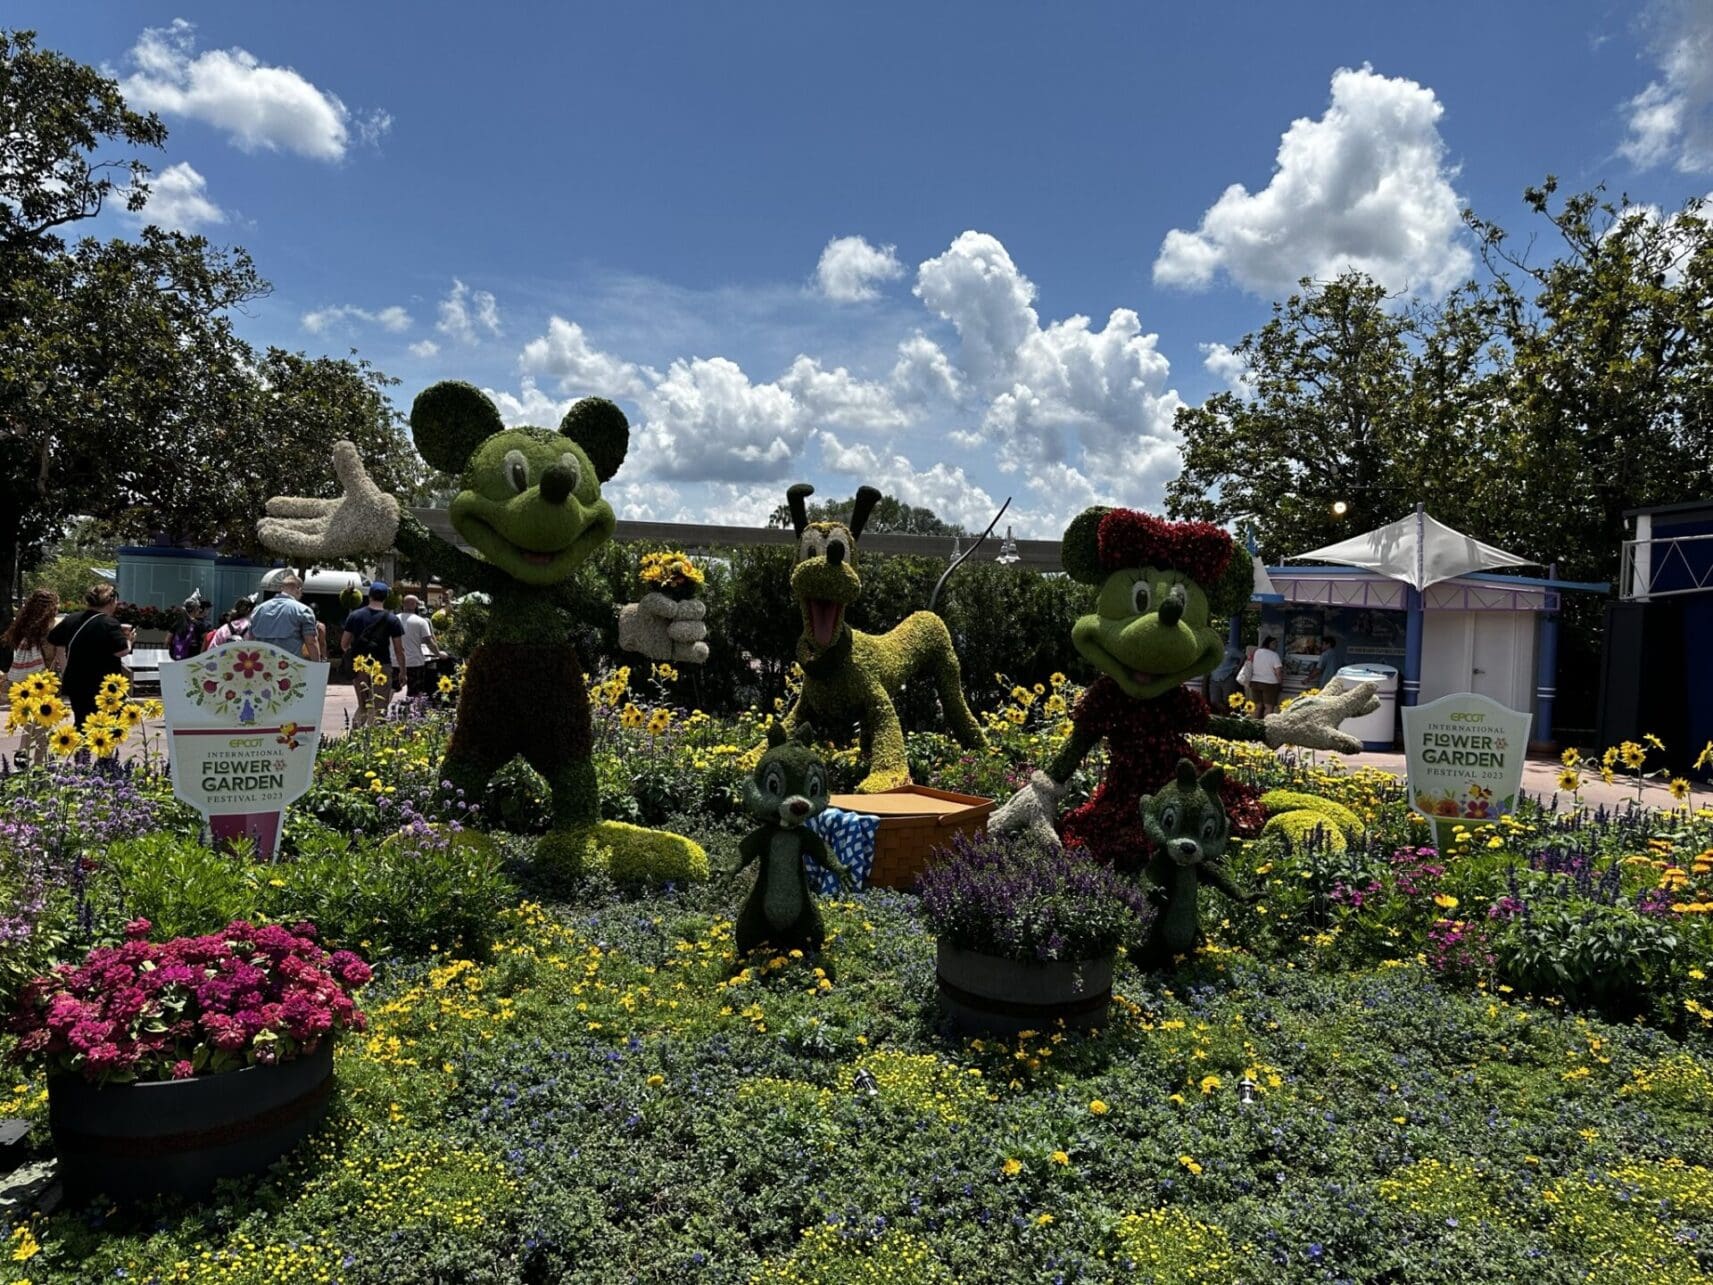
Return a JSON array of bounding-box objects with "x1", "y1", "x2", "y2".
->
[{"x1": 826, "y1": 785, "x2": 995, "y2": 891}]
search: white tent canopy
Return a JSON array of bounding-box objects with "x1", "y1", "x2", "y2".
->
[{"x1": 1290, "y1": 508, "x2": 1533, "y2": 592}]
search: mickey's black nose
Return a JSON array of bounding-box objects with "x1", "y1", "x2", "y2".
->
[{"x1": 539, "y1": 463, "x2": 576, "y2": 505}]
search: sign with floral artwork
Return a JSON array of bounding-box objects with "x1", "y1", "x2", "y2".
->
[
  {"x1": 1402, "y1": 692, "x2": 1532, "y2": 849},
  {"x1": 160, "y1": 641, "x2": 328, "y2": 861}
]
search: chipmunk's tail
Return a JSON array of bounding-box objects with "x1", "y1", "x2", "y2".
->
[{"x1": 928, "y1": 497, "x2": 1012, "y2": 613}]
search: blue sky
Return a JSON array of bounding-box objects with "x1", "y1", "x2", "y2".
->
[{"x1": 17, "y1": 1, "x2": 1713, "y2": 535}]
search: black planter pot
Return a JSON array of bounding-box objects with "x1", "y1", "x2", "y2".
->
[
  {"x1": 48, "y1": 1041, "x2": 334, "y2": 1203},
  {"x1": 936, "y1": 942, "x2": 1114, "y2": 1036}
]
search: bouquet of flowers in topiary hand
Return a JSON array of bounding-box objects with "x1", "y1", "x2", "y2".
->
[
  {"x1": 7, "y1": 919, "x2": 371, "y2": 1084},
  {"x1": 638, "y1": 550, "x2": 705, "y2": 601}
]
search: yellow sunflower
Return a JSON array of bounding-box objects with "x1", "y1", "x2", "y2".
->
[
  {"x1": 48, "y1": 723, "x2": 82, "y2": 757},
  {"x1": 96, "y1": 690, "x2": 126, "y2": 715},
  {"x1": 85, "y1": 726, "x2": 119, "y2": 758},
  {"x1": 1619, "y1": 741, "x2": 1647, "y2": 770},
  {"x1": 118, "y1": 703, "x2": 145, "y2": 731},
  {"x1": 1557, "y1": 770, "x2": 1581, "y2": 793},
  {"x1": 437, "y1": 674, "x2": 454, "y2": 695},
  {"x1": 646, "y1": 709, "x2": 672, "y2": 736},
  {"x1": 1669, "y1": 777, "x2": 1692, "y2": 802},
  {"x1": 99, "y1": 673, "x2": 130, "y2": 698},
  {"x1": 143, "y1": 700, "x2": 164, "y2": 720},
  {"x1": 82, "y1": 711, "x2": 120, "y2": 736},
  {"x1": 620, "y1": 703, "x2": 644, "y2": 729},
  {"x1": 31, "y1": 696, "x2": 69, "y2": 728}
]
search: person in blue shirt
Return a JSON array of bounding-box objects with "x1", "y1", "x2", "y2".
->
[
  {"x1": 249, "y1": 573, "x2": 323, "y2": 660},
  {"x1": 1315, "y1": 635, "x2": 1342, "y2": 688}
]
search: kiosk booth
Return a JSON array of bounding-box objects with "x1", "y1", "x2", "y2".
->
[{"x1": 1258, "y1": 507, "x2": 1607, "y2": 750}]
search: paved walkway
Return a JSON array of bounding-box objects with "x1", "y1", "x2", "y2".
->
[{"x1": 4, "y1": 686, "x2": 1708, "y2": 816}]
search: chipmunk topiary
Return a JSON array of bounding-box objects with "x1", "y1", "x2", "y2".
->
[
  {"x1": 774, "y1": 483, "x2": 982, "y2": 793},
  {"x1": 991, "y1": 506, "x2": 1379, "y2": 866},
  {"x1": 730, "y1": 721, "x2": 851, "y2": 958},
  {"x1": 257, "y1": 381, "x2": 707, "y2": 881},
  {"x1": 1135, "y1": 759, "x2": 1257, "y2": 968}
]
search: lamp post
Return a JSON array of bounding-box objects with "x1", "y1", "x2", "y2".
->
[{"x1": 995, "y1": 526, "x2": 1020, "y2": 565}]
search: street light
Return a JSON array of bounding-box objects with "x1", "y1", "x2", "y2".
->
[
  {"x1": 1331, "y1": 500, "x2": 1349, "y2": 517},
  {"x1": 995, "y1": 526, "x2": 1020, "y2": 565}
]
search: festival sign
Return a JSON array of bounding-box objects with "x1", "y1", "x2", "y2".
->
[
  {"x1": 1402, "y1": 692, "x2": 1532, "y2": 850},
  {"x1": 160, "y1": 640, "x2": 328, "y2": 862}
]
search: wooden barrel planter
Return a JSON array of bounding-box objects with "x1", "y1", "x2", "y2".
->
[
  {"x1": 48, "y1": 1041, "x2": 334, "y2": 1203},
  {"x1": 936, "y1": 942, "x2": 1114, "y2": 1036},
  {"x1": 826, "y1": 786, "x2": 994, "y2": 891}
]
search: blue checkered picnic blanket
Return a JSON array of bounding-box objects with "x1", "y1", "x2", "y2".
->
[{"x1": 804, "y1": 806, "x2": 881, "y2": 893}]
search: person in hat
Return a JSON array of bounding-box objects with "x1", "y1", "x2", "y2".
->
[
  {"x1": 340, "y1": 582, "x2": 406, "y2": 728},
  {"x1": 169, "y1": 594, "x2": 212, "y2": 661}
]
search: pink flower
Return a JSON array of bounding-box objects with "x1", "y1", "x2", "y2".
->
[
  {"x1": 170, "y1": 1060, "x2": 195, "y2": 1080},
  {"x1": 124, "y1": 917, "x2": 152, "y2": 940}
]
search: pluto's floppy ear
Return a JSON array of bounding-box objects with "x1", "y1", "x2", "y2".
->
[
  {"x1": 410, "y1": 381, "x2": 505, "y2": 473},
  {"x1": 787, "y1": 484, "x2": 814, "y2": 537},
  {"x1": 559, "y1": 397, "x2": 629, "y2": 482},
  {"x1": 766, "y1": 720, "x2": 788, "y2": 748},
  {"x1": 848, "y1": 486, "x2": 882, "y2": 540}
]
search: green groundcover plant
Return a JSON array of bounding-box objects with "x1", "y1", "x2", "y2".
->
[{"x1": 2, "y1": 678, "x2": 1712, "y2": 1281}]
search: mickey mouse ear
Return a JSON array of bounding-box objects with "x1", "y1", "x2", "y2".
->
[
  {"x1": 410, "y1": 381, "x2": 505, "y2": 473},
  {"x1": 560, "y1": 397, "x2": 629, "y2": 482}
]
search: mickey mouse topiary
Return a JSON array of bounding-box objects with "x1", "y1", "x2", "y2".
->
[
  {"x1": 258, "y1": 380, "x2": 706, "y2": 880},
  {"x1": 991, "y1": 506, "x2": 1378, "y2": 866}
]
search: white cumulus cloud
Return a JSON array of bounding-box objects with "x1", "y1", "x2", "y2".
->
[
  {"x1": 408, "y1": 339, "x2": 440, "y2": 359},
  {"x1": 817, "y1": 433, "x2": 1003, "y2": 532},
  {"x1": 890, "y1": 332, "x2": 963, "y2": 403},
  {"x1": 916, "y1": 231, "x2": 1185, "y2": 515},
  {"x1": 300, "y1": 303, "x2": 412, "y2": 335},
  {"x1": 517, "y1": 317, "x2": 656, "y2": 400},
  {"x1": 816, "y1": 235, "x2": 905, "y2": 301},
  {"x1": 130, "y1": 161, "x2": 225, "y2": 232},
  {"x1": 1153, "y1": 65, "x2": 1471, "y2": 298},
  {"x1": 637, "y1": 357, "x2": 807, "y2": 481},
  {"x1": 776, "y1": 356, "x2": 907, "y2": 431},
  {"x1": 436, "y1": 279, "x2": 501, "y2": 345},
  {"x1": 1620, "y1": 0, "x2": 1713, "y2": 173},
  {"x1": 118, "y1": 20, "x2": 388, "y2": 162}
]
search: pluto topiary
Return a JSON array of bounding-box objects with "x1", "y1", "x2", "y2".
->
[
  {"x1": 771, "y1": 483, "x2": 982, "y2": 792},
  {"x1": 258, "y1": 380, "x2": 707, "y2": 878}
]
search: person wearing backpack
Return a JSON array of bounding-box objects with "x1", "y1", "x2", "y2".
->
[
  {"x1": 203, "y1": 598, "x2": 254, "y2": 651},
  {"x1": 340, "y1": 582, "x2": 407, "y2": 728}
]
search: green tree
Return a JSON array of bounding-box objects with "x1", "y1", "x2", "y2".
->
[
  {"x1": 1166, "y1": 272, "x2": 1503, "y2": 562},
  {"x1": 1465, "y1": 179, "x2": 1713, "y2": 583},
  {"x1": 0, "y1": 29, "x2": 420, "y2": 615},
  {"x1": 0, "y1": 29, "x2": 166, "y2": 250}
]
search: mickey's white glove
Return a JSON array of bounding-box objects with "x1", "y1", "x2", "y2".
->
[{"x1": 618, "y1": 592, "x2": 709, "y2": 664}]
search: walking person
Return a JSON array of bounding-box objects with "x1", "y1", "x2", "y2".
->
[
  {"x1": 168, "y1": 595, "x2": 212, "y2": 660},
  {"x1": 46, "y1": 584, "x2": 132, "y2": 730},
  {"x1": 3, "y1": 589, "x2": 63, "y2": 765},
  {"x1": 341, "y1": 582, "x2": 407, "y2": 728},
  {"x1": 1250, "y1": 635, "x2": 1284, "y2": 719},
  {"x1": 250, "y1": 573, "x2": 323, "y2": 660},
  {"x1": 1209, "y1": 636, "x2": 1245, "y2": 711},
  {"x1": 398, "y1": 594, "x2": 445, "y2": 699},
  {"x1": 1315, "y1": 635, "x2": 1342, "y2": 689},
  {"x1": 203, "y1": 598, "x2": 255, "y2": 651}
]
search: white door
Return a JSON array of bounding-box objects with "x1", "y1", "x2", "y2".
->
[
  {"x1": 1469, "y1": 614, "x2": 1518, "y2": 707},
  {"x1": 1420, "y1": 611, "x2": 1472, "y2": 702}
]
